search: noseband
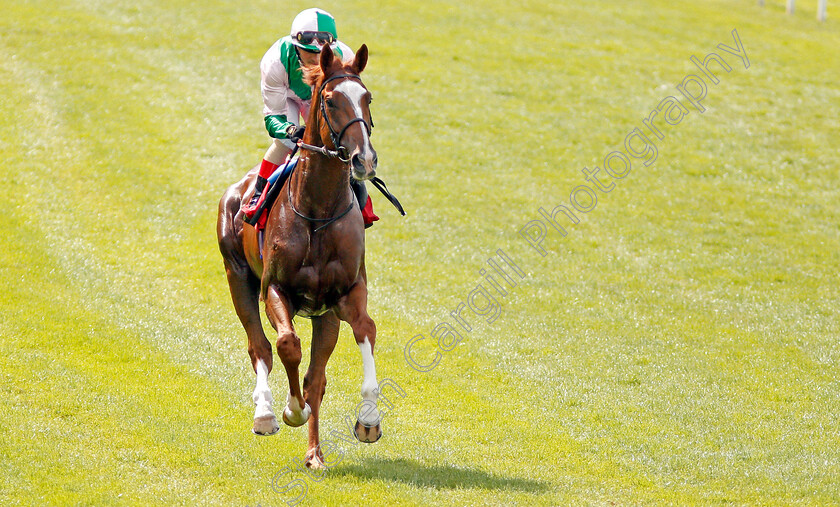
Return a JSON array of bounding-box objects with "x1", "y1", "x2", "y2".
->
[{"x1": 298, "y1": 73, "x2": 373, "y2": 162}]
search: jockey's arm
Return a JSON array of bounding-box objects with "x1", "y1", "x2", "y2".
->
[
  {"x1": 264, "y1": 114, "x2": 297, "y2": 139},
  {"x1": 261, "y1": 44, "x2": 301, "y2": 141}
]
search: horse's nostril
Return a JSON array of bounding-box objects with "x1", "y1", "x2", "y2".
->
[{"x1": 350, "y1": 152, "x2": 375, "y2": 178}]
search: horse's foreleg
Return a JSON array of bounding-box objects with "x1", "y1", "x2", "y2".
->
[
  {"x1": 302, "y1": 312, "x2": 340, "y2": 469},
  {"x1": 222, "y1": 258, "x2": 279, "y2": 436},
  {"x1": 264, "y1": 284, "x2": 311, "y2": 427},
  {"x1": 336, "y1": 279, "x2": 382, "y2": 443}
]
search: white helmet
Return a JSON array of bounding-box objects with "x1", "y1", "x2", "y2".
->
[{"x1": 290, "y1": 8, "x2": 338, "y2": 53}]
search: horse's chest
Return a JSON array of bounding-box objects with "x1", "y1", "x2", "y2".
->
[
  {"x1": 293, "y1": 260, "x2": 355, "y2": 314},
  {"x1": 297, "y1": 262, "x2": 350, "y2": 292}
]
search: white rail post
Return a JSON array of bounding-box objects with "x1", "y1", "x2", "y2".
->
[
  {"x1": 818, "y1": 0, "x2": 827, "y2": 21},
  {"x1": 787, "y1": 0, "x2": 795, "y2": 14}
]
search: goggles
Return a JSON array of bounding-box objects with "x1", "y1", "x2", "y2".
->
[{"x1": 296, "y1": 31, "x2": 335, "y2": 47}]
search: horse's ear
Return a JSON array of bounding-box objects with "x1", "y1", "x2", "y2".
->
[
  {"x1": 320, "y1": 44, "x2": 335, "y2": 75},
  {"x1": 352, "y1": 44, "x2": 368, "y2": 74}
]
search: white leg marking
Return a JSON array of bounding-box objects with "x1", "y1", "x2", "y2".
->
[
  {"x1": 283, "y1": 391, "x2": 311, "y2": 427},
  {"x1": 252, "y1": 359, "x2": 279, "y2": 434},
  {"x1": 253, "y1": 359, "x2": 274, "y2": 417},
  {"x1": 286, "y1": 392, "x2": 302, "y2": 413},
  {"x1": 358, "y1": 337, "x2": 380, "y2": 426}
]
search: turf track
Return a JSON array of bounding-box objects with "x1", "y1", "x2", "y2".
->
[{"x1": 2, "y1": 0, "x2": 839, "y2": 505}]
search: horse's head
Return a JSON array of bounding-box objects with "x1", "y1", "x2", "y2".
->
[{"x1": 314, "y1": 44, "x2": 377, "y2": 181}]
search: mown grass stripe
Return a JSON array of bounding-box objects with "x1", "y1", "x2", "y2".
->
[{"x1": 2, "y1": 0, "x2": 839, "y2": 505}]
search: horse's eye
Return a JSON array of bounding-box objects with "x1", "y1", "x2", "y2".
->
[{"x1": 325, "y1": 97, "x2": 336, "y2": 108}]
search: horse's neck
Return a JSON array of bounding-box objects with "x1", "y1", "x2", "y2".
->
[
  {"x1": 293, "y1": 155, "x2": 352, "y2": 217},
  {"x1": 293, "y1": 90, "x2": 353, "y2": 216}
]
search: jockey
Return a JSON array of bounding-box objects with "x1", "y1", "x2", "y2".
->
[{"x1": 242, "y1": 7, "x2": 379, "y2": 227}]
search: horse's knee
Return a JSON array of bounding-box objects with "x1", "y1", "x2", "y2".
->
[
  {"x1": 303, "y1": 369, "x2": 326, "y2": 387},
  {"x1": 353, "y1": 318, "x2": 376, "y2": 346},
  {"x1": 276, "y1": 331, "x2": 302, "y2": 364}
]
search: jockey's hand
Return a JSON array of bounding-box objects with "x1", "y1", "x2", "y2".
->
[{"x1": 289, "y1": 125, "x2": 306, "y2": 143}]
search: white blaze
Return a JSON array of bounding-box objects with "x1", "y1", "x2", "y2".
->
[{"x1": 334, "y1": 80, "x2": 373, "y2": 164}]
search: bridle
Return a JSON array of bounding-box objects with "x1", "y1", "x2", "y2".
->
[
  {"x1": 297, "y1": 73, "x2": 373, "y2": 163},
  {"x1": 289, "y1": 73, "x2": 372, "y2": 232},
  {"x1": 288, "y1": 72, "x2": 404, "y2": 232}
]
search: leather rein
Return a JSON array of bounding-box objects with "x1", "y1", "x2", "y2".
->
[
  {"x1": 290, "y1": 73, "x2": 369, "y2": 232},
  {"x1": 291, "y1": 72, "x2": 405, "y2": 231}
]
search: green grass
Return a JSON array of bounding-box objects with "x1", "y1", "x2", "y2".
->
[{"x1": 2, "y1": 0, "x2": 839, "y2": 504}]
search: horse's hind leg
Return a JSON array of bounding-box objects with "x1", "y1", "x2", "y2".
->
[
  {"x1": 222, "y1": 257, "x2": 279, "y2": 435},
  {"x1": 264, "y1": 284, "x2": 311, "y2": 427},
  {"x1": 336, "y1": 273, "x2": 382, "y2": 443},
  {"x1": 303, "y1": 312, "x2": 340, "y2": 469}
]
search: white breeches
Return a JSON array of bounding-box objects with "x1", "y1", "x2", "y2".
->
[{"x1": 264, "y1": 138, "x2": 294, "y2": 165}]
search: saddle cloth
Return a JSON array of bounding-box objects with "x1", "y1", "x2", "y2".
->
[{"x1": 254, "y1": 156, "x2": 298, "y2": 231}]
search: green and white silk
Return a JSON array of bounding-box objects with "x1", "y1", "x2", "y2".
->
[{"x1": 260, "y1": 36, "x2": 353, "y2": 139}]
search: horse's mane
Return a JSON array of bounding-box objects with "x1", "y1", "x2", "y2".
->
[
  {"x1": 302, "y1": 50, "x2": 348, "y2": 89},
  {"x1": 302, "y1": 63, "x2": 323, "y2": 88},
  {"x1": 302, "y1": 55, "x2": 348, "y2": 138}
]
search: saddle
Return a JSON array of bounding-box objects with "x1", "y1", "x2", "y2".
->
[
  {"x1": 246, "y1": 152, "x2": 407, "y2": 233},
  {"x1": 247, "y1": 156, "x2": 298, "y2": 231}
]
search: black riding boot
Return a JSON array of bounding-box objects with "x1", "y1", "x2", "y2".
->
[
  {"x1": 243, "y1": 176, "x2": 269, "y2": 220},
  {"x1": 351, "y1": 179, "x2": 368, "y2": 210},
  {"x1": 350, "y1": 179, "x2": 376, "y2": 229}
]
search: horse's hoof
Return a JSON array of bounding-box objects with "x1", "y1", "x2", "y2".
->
[
  {"x1": 252, "y1": 414, "x2": 280, "y2": 436},
  {"x1": 282, "y1": 402, "x2": 311, "y2": 427},
  {"x1": 353, "y1": 420, "x2": 382, "y2": 443}
]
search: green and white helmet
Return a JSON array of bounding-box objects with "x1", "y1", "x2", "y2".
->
[{"x1": 289, "y1": 8, "x2": 338, "y2": 53}]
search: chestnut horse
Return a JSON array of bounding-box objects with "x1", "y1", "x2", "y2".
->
[{"x1": 217, "y1": 44, "x2": 381, "y2": 469}]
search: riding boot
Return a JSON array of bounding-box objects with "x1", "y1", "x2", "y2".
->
[
  {"x1": 243, "y1": 159, "x2": 280, "y2": 219},
  {"x1": 242, "y1": 176, "x2": 268, "y2": 219},
  {"x1": 351, "y1": 180, "x2": 379, "y2": 228},
  {"x1": 361, "y1": 195, "x2": 379, "y2": 228},
  {"x1": 351, "y1": 179, "x2": 367, "y2": 208}
]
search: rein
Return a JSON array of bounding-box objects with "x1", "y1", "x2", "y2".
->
[
  {"x1": 287, "y1": 73, "x2": 366, "y2": 232},
  {"x1": 290, "y1": 72, "x2": 406, "y2": 228},
  {"x1": 296, "y1": 141, "x2": 345, "y2": 160}
]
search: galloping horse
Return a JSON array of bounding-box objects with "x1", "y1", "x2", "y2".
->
[{"x1": 217, "y1": 44, "x2": 381, "y2": 469}]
